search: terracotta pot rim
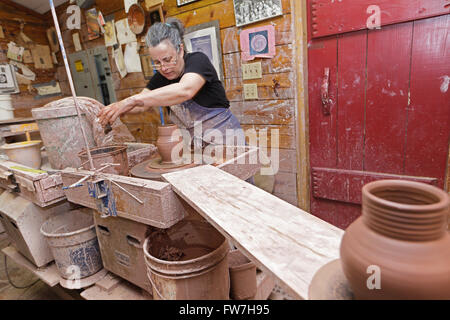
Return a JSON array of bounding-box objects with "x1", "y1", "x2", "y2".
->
[
  {"x1": 363, "y1": 180, "x2": 449, "y2": 213},
  {"x1": 157, "y1": 124, "x2": 182, "y2": 135}
]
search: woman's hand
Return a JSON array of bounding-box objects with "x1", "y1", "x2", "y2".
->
[{"x1": 97, "y1": 98, "x2": 139, "y2": 127}]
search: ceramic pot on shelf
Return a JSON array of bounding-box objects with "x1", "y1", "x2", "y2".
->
[
  {"x1": 340, "y1": 179, "x2": 450, "y2": 300},
  {"x1": 156, "y1": 124, "x2": 183, "y2": 164}
]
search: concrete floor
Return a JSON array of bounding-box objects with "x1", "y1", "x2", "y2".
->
[{"x1": 0, "y1": 232, "x2": 80, "y2": 300}]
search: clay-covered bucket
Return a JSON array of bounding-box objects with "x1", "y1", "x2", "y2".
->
[
  {"x1": 31, "y1": 97, "x2": 97, "y2": 170},
  {"x1": 40, "y1": 209, "x2": 103, "y2": 280},
  {"x1": 228, "y1": 249, "x2": 257, "y2": 300},
  {"x1": 143, "y1": 220, "x2": 230, "y2": 300},
  {"x1": 78, "y1": 145, "x2": 129, "y2": 175}
]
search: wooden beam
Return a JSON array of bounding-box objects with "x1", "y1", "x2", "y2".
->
[
  {"x1": 162, "y1": 165, "x2": 344, "y2": 300},
  {"x1": 0, "y1": 4, "x2": 46, "y2": 26},
  {"x1": 293, "y1": 0, "x2": 311, "y2": 212},
  {"x1": 0, "y1": 0, "x2": 47, "y2": 20}
]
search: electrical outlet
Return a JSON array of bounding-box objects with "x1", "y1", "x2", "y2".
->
[
  {"x1": 243, "y1": 83, "x2": 258, "y2": 100},
  {"x1": 242, "y1": 62, "x2": 262, "y2": 80}
]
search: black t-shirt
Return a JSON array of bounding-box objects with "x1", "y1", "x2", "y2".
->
[{"x1": 146, "y1": 52, "x2": 230, "y2": 109}]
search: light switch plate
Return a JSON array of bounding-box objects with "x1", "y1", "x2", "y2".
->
[
  {"x1": 242, "y1": 61, "x2": 262, "y2": 80},
  {"x1": 243, "y1": 83, "x2": 258, "y2": 100}
]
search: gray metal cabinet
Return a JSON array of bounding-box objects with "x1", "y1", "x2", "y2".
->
[{"x1": 68, "y1": 47, "x2": 116, "y2": 105}]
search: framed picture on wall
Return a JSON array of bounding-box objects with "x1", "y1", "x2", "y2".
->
[
  {"x1": 140, "y1": 54, "x2": 155, "y2": 80},
  {"x1": 177, "y1": 0, "x2": 200, "y2": 6},
  {"x1": 233, "y1": 0, "x2": 283, "y2": 27},
  {"x1": 184, "y1": 20, "x2": 224, "y2": 81},
  {"x1": 149, "y1": 5, "x2": 165, "y2": 25}
]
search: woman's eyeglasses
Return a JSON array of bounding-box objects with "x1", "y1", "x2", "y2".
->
[{"x1": 152, "y1": 55, "x2": 178, "y2": 70}]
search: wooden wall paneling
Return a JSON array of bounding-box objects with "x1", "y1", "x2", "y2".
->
[
  {"x1": 230, "y1": 99, "x2": 295, "y2": 126},
  {"x1": 293, "y1": 0, "x2": 310, "y2": 211},
  {"x1": 364, "y1": 23, "x2": 413, "y2": 174},
  {"x1": 0, "y1": 3, "x2": 45, "y2": 25},
  {"x1": 164, "y1": 0, "x2": 223, "y2": 17},
  {"x1": 241, "y1": 124, "x2": 296, "y2": 150},
  {"x1": 223, "y1": 44, "x2": 294, "y2": 79},
  {"x1": 225, "y1": 72, "x2": 295, "y2": 101},
  {"x1": 172, "y1": 0, "x2": 236, "y2": 29},
  {"x1": 404, "y1": 15, "x2": 450, "y2": 188},
  {"x1": 0, "y1": 2, "x2": 60, "y2": 117},
  {"x1": 336, "y1": 30, "x2": 367, "y2": 170},
  {"x1": 94, "y1": 0, "x2": 125, "y2": 15},
  {"x1": 273, "y1": 171, "x2": 297, "y2": 195},
  {"x1": 257, "y1": 148, "x2": 298, "y2": 173}
]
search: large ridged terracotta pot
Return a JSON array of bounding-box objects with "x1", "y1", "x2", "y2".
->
[
  {"x1": 156, "y1": 124, "x2": 183, "y2": 164},
  {"x1": 340, "y1": 179, "x2": 450, "y2": 300}
]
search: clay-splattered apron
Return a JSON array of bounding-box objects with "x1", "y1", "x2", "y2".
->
[{"x1": 169, "y1": 99, "x2": 245, "y2": 149}]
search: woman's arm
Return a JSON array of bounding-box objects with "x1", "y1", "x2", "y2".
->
[
  {"x1": 98, "y1": 73, "x2": 205, "y2": 126},
  {"x1": 127, "y1": 88, "x2": 151, "y2": 114}
]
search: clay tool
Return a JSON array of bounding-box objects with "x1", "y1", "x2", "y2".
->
[
  {"x1": 49, "y1": 0, "x2": 95, "y2": 171},
  {"x1": 159, "y1": 106, "x2": 165, "y2": 125}
]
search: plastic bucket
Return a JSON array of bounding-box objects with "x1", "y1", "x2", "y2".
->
[
  {"x1": 0, "y1": 140, "x2": 42, "y2": 169},
  {"x1": 40, "y1": 209, "x2": 103, "y2": 280},
  {"x1": 78, "y1": 145, "x2": 129, "y2": 175},
  {"x1": 228, "y1": 249, "x2": 257, "y2": 300},
  {"x1": 143, "y1": 220, "x2": 230, "y2": 300},
  {"x1": 0, "y1": 95, "x2": 14, "y2": 121}
]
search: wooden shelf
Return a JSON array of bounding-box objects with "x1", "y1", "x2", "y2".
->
[
  {"x1": 1, "y1": 129, "x2": 39, "y2": 138},
  {"x1": 0, "y1": 118, "x2": 35, "y2": 125}
]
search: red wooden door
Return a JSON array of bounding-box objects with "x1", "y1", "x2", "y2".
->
[{"x1": 307, "y1": 0, "x2": 450, "y2": 229}]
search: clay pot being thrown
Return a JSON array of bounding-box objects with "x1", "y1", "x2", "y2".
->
[
  {"x1": 340, "y1": 179, "x2": 450, "y2": 300},
  {"x1": 156, "y1": 124, "x2": 183, "y2": 165}
]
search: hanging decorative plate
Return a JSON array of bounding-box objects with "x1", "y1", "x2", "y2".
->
[{"x1": 128, "y1": 4, "x2": 146, "y2": 35}]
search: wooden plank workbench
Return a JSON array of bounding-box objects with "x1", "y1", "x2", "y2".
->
[{"x1": 163, "y1": 165, "x2": 345, "y2": 300}]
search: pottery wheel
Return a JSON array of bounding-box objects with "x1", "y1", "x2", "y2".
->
[
  {"x1": 307, "y1": 259, "x2": 354, "y2": 300},
  {"x1": 130, "y1": 157, "x2": 198, "y2": 180}
]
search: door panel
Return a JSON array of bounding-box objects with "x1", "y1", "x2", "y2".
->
[
  {"x1": 405, "y1": 15, "x2": 450, "y2": 187},
  {"x1": 307, "y1": 0, "x2": 450, "y2": 229},
  {"x1": 307, "y1": 37, "x2": 338, "y2": 168},
  {"x1": 364, "y1": 22, "x2": 413, "y2": 174},
  {"x1": 310, "y1": 0, "x2": 450, "y2": 38},
  {"x1": 336, "y1": 30, "x2": 367, "y2": 170}
]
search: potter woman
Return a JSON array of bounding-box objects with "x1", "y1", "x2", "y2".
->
[{"x1": 98, "y1": 18, "x2": 245, "y2": 151}]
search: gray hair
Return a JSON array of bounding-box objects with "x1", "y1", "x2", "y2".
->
[{"x1": 145, "y1": 18, "x2": 185, "y2": 51}]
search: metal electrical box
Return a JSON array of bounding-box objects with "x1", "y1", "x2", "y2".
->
[{"x1": 68, "y1": 47, "x2": 116, "y2": 105}]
